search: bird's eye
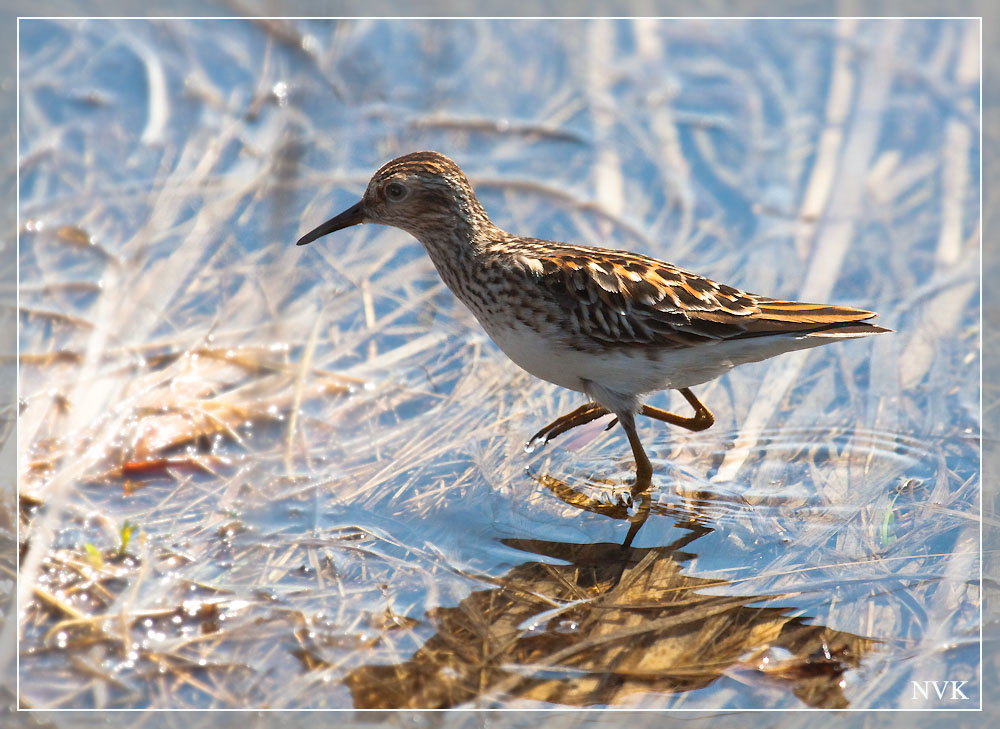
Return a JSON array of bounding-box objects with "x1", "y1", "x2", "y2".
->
[{"x1": 385, "y1": 181, "x2": 407, "y2": 201}]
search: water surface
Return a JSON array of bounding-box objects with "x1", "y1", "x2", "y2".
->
[{"x1": 17, "y1": 17, "x2": 980, "y2": 710}]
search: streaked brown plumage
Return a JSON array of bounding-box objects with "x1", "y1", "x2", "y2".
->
[
  {"x1": 297, "y1": 151, "x2": 889, "y2": 548},
  {"x1": 498, "y1": 238, "x2": 882, "y2": 350}
]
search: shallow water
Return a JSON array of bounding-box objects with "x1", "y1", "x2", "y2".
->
[{"x1": 17, "y1": 18, "x2": 979, "y2": 710}]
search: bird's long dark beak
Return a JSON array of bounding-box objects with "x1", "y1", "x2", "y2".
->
[{"x1": 295, "y1": 200, "x2": 365, "y2": 246}]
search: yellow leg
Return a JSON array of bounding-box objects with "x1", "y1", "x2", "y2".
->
[
  {"x1": 619, "y1": 412, "x2": 652, "y2": 551},
  {"x1": 527, "y1": 388, "x2": 714, "y2": 551},
  {"x1": 532, "y1": 389, "x2": 714, "y2": 447},
  {"x1": 639, "y1": 388, "x2": 714, "y2": 432},
  {"x1": 528, "y1": 402, "x2": 610, "y2": 447},
  {"x1": 619, "y1": 411, "x2": 652, "y2": 496}
]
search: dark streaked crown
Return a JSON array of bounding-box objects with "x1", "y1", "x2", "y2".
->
[
  {"x1": 372, "y1": 151, "x2": 468, "y2": 182},
  {"x1": 361, "y1": 151, "x2": 494, "y2": 240}
]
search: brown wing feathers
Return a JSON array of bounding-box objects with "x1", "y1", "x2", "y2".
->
[{"x1": 508, "y1": 242, "x2": 887, "y2": 348}]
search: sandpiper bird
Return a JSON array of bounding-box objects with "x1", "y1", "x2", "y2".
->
[{"x1": 297, "y1": 151, "x2": 889, "y2": 545}]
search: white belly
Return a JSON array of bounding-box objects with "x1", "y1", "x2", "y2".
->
[
  {"x1": 481, "y1": 320, "x2": 733, "y2": 396},
  {"x1": 479, "y1": 318, "x2": 832, "y2": 402}
]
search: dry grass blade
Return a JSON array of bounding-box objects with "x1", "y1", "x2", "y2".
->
[{"x1": 14, "y1": 17, "x2": 979, "y2": 711}]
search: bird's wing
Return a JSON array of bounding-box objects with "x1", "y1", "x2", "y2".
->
[{"x1": 505, "y1": 242, "x2": 881, "y2": 350}]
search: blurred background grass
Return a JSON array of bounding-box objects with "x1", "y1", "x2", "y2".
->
[{"x1": 1, "y1": 3, "x2": 995, "y2": 725}]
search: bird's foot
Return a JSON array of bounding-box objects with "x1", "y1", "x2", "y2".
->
[
  {"x1": 525, "y1": 402, "x2": 611, "y2": 453},
  {"x1": 622, "y1": 491, "x2": 651, "y2": 551}
]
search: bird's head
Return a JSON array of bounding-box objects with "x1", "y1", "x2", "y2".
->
[{"x1": 296, "y1": 151, "x2": 490, "y2": 247}]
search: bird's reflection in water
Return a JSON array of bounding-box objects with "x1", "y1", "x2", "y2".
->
[
  {"x1": 532, "y1": 470, "x2": 711, "y2": 553},
  {"x1": 344, "y1": 474, "x2": 874, "y2": 709}
]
